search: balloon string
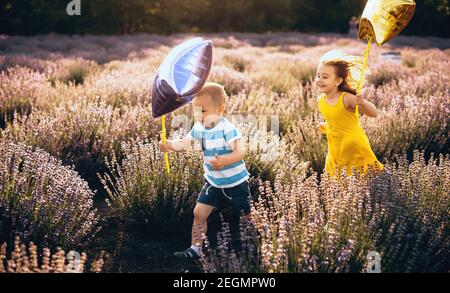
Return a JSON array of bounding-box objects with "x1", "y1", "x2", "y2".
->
[
  {"x1": 356, "y1": 36, "x2": 373, "y2": 120},
  {"x1": 161, "y1": 115, "x2": 171, "y2": 174}
]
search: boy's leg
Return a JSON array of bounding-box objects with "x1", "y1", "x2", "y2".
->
[
  {"x1": 174, "y1": 182, "x2": 218, "y2": 260},
  {"x1": 192, "y1": 203, "x2": 215, "y2": 247},
  {"x1": 174, "y1": 203, "x2": 215, "y2": 260}
]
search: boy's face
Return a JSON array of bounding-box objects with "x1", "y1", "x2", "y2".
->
[
  {"x1": 315, "y1": 63, "x2": 342, "y2": 94},
  {"x1": 192, "y1": 94, "x2": 224, "y2": 127}
]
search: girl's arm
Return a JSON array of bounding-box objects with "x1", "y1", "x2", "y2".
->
[
  {"x1": 316, "y1": 95, "x2": 327, "y2": 134},
  {"x1": 344, "y1": 93, "x2": 378, "y2": 117},
  {"x1": 317, "y1": 122, "x2": 327, "y2": 134}
]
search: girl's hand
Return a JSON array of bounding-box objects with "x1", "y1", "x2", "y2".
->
[
  {"x1": 353, "y1": 92, "x2": 379, "y2": 118},
  {"x1": 158, "y1": 140, "x2": 170, "y2": 152},
  {"x1": 317, "y1": 122, "x2": 327, "y2": 134},
  {"x1": 210, "y1": 155, "x2": 228, "y2": 170},
  {"x1": 355, "y1": 94, "x2": 366, "y2": 107}
]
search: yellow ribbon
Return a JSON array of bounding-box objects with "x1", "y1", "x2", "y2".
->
[
  {"x1": 161, "y1": 114, "x2": 171, "y2": 174},
  {"x1": 356, "y1": 36, "x2": 373, "y2": 119}
]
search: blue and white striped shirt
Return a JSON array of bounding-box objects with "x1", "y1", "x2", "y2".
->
[{"x1": 186, "y1": 117, "x2": 250, "y2": 188}]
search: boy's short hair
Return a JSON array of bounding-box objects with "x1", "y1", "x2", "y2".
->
[{"x1": 196, "y1": 82, "x2": 227, "y2": 107}]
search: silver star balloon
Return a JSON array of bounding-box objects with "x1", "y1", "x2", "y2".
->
[{"x1": 152, "y1": 38, "x2": 213, "y2": 118}]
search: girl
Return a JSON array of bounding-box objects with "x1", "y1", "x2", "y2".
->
[{"x1": 315, "y1": 50, "x2": 383, "y2": 176}]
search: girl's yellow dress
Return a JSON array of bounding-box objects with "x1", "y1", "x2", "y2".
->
[{"x1": 318, "y1": 92, "x2": 383, "y2": 176}]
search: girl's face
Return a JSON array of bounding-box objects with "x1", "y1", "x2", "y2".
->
[{"x1": 315, "y1": 63, "x2": 343, "y2": 94}]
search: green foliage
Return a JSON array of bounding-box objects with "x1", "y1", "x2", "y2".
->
[{"x1": 0, "y1": 0, "x2": 448, "y2": 37}]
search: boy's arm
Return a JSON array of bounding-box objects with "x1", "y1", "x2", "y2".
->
[
  {"x1": 209, "y1": 139, "x2": 245, "y2": 170},
  {"x1": 159, "y1": 124, "x2": 198, "y2": 153},
  {"x1": 159, "y1": 137, "x2": 193, "y2": 153}
]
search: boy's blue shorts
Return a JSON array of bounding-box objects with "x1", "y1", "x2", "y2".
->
[{"x1": 197, "y1": 180, "x2": 251, "y2": 214}]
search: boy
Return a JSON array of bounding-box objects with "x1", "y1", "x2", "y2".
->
[{"x1": 158, "y1": 82, "x2": 251, "y2": 260}]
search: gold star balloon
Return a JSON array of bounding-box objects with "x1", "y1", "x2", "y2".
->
[
  {"x1": 354, "y1": 0, "x2": 416, "y2": 116},
  {"x1": 358, "y1": 0, "x2": 416, "y2": 45}
]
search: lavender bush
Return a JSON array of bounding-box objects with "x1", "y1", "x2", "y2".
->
[
  {"x1": 0, "y1": 67, "x2": 49, "y2": 128},
  {"x1": 200, "y1": 215, "x2": 260, "y2": 273},
  {"x1": 0, "y1": 139, "x2": 100, "y2": 249},
  {"x1": 1, "y1": 99, "x2": 158, "y2": 184},
  {"x1": 99, "y1": 139, "x2": 204, "y2": 238},
  {"x1": 0, "y1": 236, "x2": 109, "y2": 273},
  {"x1": 201, "y1": 152, "x2": 449, "y2": 273}
]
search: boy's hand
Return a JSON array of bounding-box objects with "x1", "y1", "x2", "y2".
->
[
  {"x1": 158, "y1": 140, "x2": 170, "y2": 152},
  {"x1": 210, "y1": 155, "x2": 228, "y2": 170}
]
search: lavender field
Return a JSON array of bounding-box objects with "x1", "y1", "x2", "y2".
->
[{"x1": 0, "y1": 33, "x2": 449, "y2": 273}]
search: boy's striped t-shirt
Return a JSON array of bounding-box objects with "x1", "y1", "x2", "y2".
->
[{"x1": 186, "y1": 117, "x2": 250, "y2": 188}]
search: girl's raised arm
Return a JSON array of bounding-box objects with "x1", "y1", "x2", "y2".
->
[{"x1": 344, "y1": 93, "x2": 378, "y2": 117}]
